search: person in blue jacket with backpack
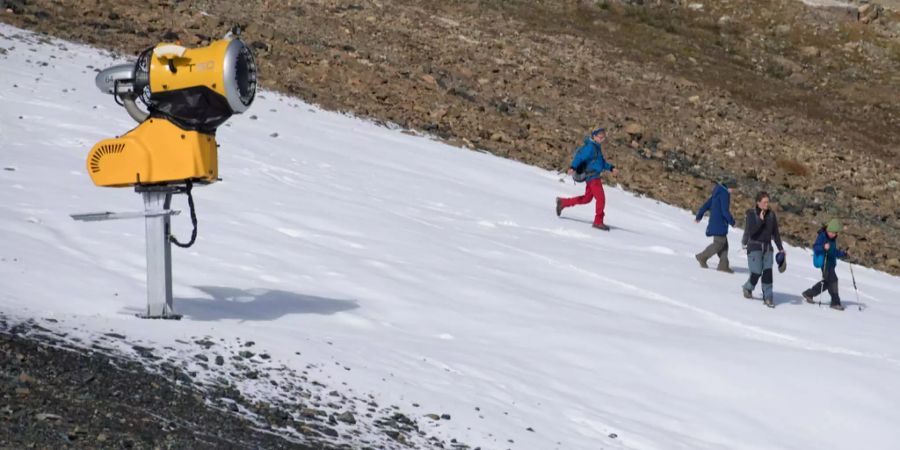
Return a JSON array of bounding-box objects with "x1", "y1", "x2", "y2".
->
[
  {"x1": 802, "y1": 218, "x2": 848, "y2": 311},
  {"x1": 556, "y1": 127, "x2": 619, "y2": 231},
  {"x1": 694, "y1": 179, "x2": 737, "y2": 273}
]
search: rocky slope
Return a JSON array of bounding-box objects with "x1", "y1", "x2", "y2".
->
[{"x1": 1, "y1": 0, "x2": 898, "y2": 273}]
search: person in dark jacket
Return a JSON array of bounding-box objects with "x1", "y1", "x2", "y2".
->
[
  {"x1": 740, "y1": 192, "x2": 785, "y2": 307},
  {"x1": 802, "y1": 219, "x2": 848, "y2": 311},
  {"x1": 556, "y1": 127, "x2": 619, "y2": 230},
  {"x1": 694, "y1": 179, "x2": 737, "y2": 273}
]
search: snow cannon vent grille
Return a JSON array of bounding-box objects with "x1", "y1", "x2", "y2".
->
[{"x1": 90, "y1": 144, "x2": 125, "y2": 173}]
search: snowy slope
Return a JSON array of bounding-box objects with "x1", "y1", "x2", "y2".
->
[{"x1": 2, "y1": 24, "x2": 900, "y2": 450}]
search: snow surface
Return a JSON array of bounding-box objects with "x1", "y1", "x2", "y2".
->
[{"x1": 2, "y1": 24, "x2": 900, "y2": 450}]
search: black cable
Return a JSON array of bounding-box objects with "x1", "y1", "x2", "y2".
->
[{"x1": 170, "y1": 180, "x2": 198, "y2": 248}]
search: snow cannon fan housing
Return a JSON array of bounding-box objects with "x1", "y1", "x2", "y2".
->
[{"x1": 88, "y1": 35, "x2": 257, "y2": 187}]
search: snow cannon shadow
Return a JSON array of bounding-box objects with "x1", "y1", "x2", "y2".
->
[{"x1": 175, "y1": 286, "x2": 359, "y2": 321}]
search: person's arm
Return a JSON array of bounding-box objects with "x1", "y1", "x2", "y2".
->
[
  {"x1": 741, "y1": 210, "x2": 753, "y2": 246},
  {"x1": 696, "y1": 196, "x2": 713, "y2": 221},
  {"x1": 835, "y1": 245, "x2": 847, "y2": 259},
  {"x1": 772, "y1": 212, "x2": 784, "y2": 252},
  {"x1": 812, "y1": 233, "x2": 826, "y2": 254},
  {"x1": 744, "y1": 209, "x2": 764, "y2": 238},
  {"x1": 720, "y1": 193, "x2": 736, "y2": 227}
]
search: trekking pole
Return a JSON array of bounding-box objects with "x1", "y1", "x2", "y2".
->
[{"x1": 849, "y1": 261, "x2": 862, "y2": 311}]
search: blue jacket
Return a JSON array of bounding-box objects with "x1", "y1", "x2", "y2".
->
[
  {"x1": 570, "y1": 137, "x2": 614, "y2": 182},
  {"x1": 813, "y1": 229, "x2": 846, "y2": 269},
  {"x1": 695, "y1": 184, "x2": 735, "y2": 236}
]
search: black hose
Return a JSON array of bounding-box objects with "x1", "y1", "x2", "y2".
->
[{"x1": 170, "y1": 180, "x2": 198, "y2": 248}]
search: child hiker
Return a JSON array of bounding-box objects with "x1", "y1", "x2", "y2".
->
[
  {"x1": 802, "y1": 219, "x2": 848, "y2": 311},
  {"x1": 694, "y1": 178, "x2": 737, "y2": 273},
  {"x1": 556, "y1": 127, "x2": 619, "y2": 231}
]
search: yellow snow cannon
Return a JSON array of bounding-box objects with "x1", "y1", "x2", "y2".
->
[{"x1": 88, "y1": 28, "x2": 257, "y2": 187}]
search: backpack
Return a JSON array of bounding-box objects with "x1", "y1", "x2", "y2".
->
[
  {"x1": 812, "y1": 253, "x2": 824, "y2": 269},
  {"x1": 572, "y1": 144, "x2": 599, "y2": 183}
]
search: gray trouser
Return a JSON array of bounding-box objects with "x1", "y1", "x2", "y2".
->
[
  {"x1": 698, "y1": 236, "x2": 730, "y2": 270},
  {"x1": 743, "y1": 249, "x2": 774, "y2": 300}
]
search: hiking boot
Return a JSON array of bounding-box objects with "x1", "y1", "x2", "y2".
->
[
  {"x1": 830, "y1": 303, "x2": 845, "y2": 311},
  {"x1": 555, "y1": 197, "x2": 564, "y2": 217},
  {"x1": 764, "y1": 298, "x2": 775, "y2": 308},
  {"x1": 592, "y1": 223, "x2": 610, "y2": 231},
  {"x1": 717, "y1": 266, "x2": 734, "y2": 274},
  {"x1": 802, "y1": 293, "x2": 815, "y2": 304},
  {"x1": 742, "y1": 288, "x2": 752, "y2": 299},
  {"x1": 695, "y1": 254, "x2": 708, "y2": 269}
]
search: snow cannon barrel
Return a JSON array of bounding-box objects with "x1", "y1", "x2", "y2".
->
[{"x1": 87, "y1": 31, "x2": 257, "y2": 187}]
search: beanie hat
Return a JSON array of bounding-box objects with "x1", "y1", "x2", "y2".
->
[
  {"x1": 591, "y1": 127, "x2": 606, "y2": 136},
  {"x1": 826, "y1": 218, "x2": 843, "y2": 233},
  {"x1": 776, "y1": 252, "x2": 786, "y2": 273}
]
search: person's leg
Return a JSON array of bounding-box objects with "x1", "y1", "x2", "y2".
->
[
  {"x1": 802, "y1": 279, "x2": 828, "y2": 300},
  {"x1": 590, "y1": 178, "x2": 606, "y2": 226},
  {"x1": 560, "y1": 182, "x2": 594, "y2": 209},
  {"x1": 761, "y1": 249, "x2": 775, "y2": 302},
  {"x1": 696, "y1": 237, "x2": 721, "y2": 267},
  {"x1": 743, "y1": 250, "x2": 762, "y2": 295},
  {"x1": 825, "y1": 266, "x2": 842, "y2": 306},
  {"x1": 714, "y1": 236, "x2": 731, "y2": 271}
]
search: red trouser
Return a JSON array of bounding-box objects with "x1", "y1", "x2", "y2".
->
[{"x1": 560, "y1": 178, "x2": 606, "y2": 226}]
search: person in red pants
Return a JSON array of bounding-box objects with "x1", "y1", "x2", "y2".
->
[{"x1": 556, "y1": 127, "x2": 619, "y2": 230}]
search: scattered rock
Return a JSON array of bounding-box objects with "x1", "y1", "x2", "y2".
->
[
  {"x1": 337, "y1": 411, "x2": 356, "y2": 424},
  {"x1": 800, "y1": 46, "x2": 821, "y2": 58}
]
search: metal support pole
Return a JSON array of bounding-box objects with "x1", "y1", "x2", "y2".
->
[
  {"x1": 139, "y1": 189, "x2": 180, "y2": 319},
  {"x1": 72, "y1": 184, "x2": 185, "y2": 319}
]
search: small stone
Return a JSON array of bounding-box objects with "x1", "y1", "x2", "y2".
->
[
  {"x1": 215, "y1": 355, "x2": 224, "y2": 366},
  {"x1": 623, "y1": 123, "x2": 642, "y2": 136},
  {"x1": 800, "y1": 46, "x2": 821, "y2": 58},
  {"x1": 270, "y1": 132, "x2": 279, "y2": 138},
  {"x1": 440, "y1": 413, "x2": 451, "y2": 420},
  {"x1": 663, "y1": 53, "x2": 676, "y2": 64},
  {"x1": 337, "y1": 411, "x2": 356, "y2": 424},
  {"x1": 609, "y1": 433, "x2": 618, "y2": 439},
  {"x1": 490, "y1": 131, "x2": 508, "y2": 142},
  {"x1": 688, "y1": 95, "x2": 701, "y2": 104}
]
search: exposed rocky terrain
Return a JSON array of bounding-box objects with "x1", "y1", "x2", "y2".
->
[
  {"x1": 1, "y1": 0, "x2": 898, "y2": 273},
  {"x1": 0, "y1": 313, "x2": 476, "y2": 449}
]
